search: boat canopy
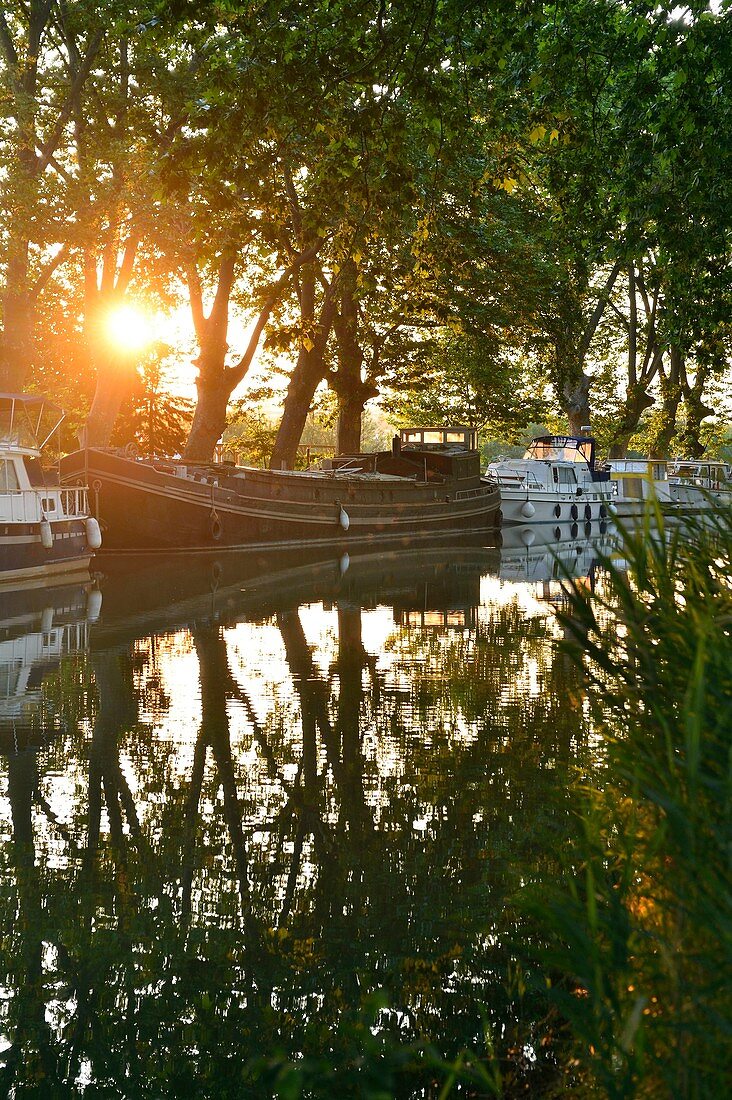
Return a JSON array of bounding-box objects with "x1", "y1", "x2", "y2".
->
[
  {"x1": 0, "y1": 393, "x2": 64, "y2": 453},
  {"x1": 525, "y1": 436, "x2": 595, "y2": 467}
]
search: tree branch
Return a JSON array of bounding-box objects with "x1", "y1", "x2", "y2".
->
[
  {"x1": 29, "y1": 243, "x2": 69, "y2": 299},
  {"x1": 36, "y1": 27, "x2": 104, "y2": 171},
  {"x1": 579, "y1": 257, "x2": 622, "y2": 360},
  {"x1": 227, "y1": 244, "x2": 322, "y2": 388}
]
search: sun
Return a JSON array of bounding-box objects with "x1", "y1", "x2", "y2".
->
[{"x1": 106, "y1": 304, "x2": 154, "y2": 353}]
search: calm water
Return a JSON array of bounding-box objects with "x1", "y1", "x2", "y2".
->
[{"x1": 0, "y1": 527, "x2": 614, "y2": 1097}]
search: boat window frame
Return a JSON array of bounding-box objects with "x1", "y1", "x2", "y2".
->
[
  {"x1": 525, "y1": 436, "x2": 594, "y2": 467},
  {"x1": 0, "y1": 458, "x2": 21, "y2": 492}
]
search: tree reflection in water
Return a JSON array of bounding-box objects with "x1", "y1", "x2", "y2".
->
[{"x1": 0, "y1": 543, "x2": 600, "y2": 1095}]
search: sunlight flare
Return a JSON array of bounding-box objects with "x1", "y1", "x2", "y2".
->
[{"x1": 105, "y1": 303, "x2": 154, "y2": 353}]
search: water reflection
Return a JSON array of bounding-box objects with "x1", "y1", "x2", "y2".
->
[{"x1": 0, "y1": 530, "x2": 612, "y2": 1095}]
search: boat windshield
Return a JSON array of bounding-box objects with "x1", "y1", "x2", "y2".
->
[
  {"x1": 524, "y1": 436, "x2": 594, "y2": 466},
  {"x1": 0, "y1": 394, "x2": 64, "y2": 452}
]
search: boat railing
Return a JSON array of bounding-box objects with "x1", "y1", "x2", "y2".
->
[
  {"x1": 56, "y1": 486, "x2": 90, "y2": 516},
  {"x1": 0, "y1": 486, "x2": 89, "y2": 522},
  {"x1": 487, "y1": 468, "x2": 545, "y2": 490}
]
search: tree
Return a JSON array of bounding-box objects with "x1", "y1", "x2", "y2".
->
[
  {"x1": 521, "y1": 1, "x2": 732, "y2": 444},
  {"x1": 0, "y1": 1, "x2": 104, "y2": 391}
]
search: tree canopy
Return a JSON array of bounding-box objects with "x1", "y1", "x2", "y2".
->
[{"x1": 0, "y1": 0, "x2": 729, "y2": 460}]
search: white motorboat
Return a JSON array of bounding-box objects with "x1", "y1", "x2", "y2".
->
[
  {"x1": 606, "y1": 457, "x2": 732, "y2": 518},
  {"x1": 1, "y1": 393, "x2": 102, "y2": 584},
  {"x1": 665, "y1": 459, "x2": 732, "y2": 512},
  {"x1": 486, "y1": 435, "x2": 613, "y2": 531}
]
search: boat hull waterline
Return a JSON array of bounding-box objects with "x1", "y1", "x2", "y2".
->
[
  {"x1": 0, "y1": 519, "x2": 92, "y2": 584},
  {"x1": 62, "y1": 448, "x2": 501, "y2": 552},
  {"x1": 497, "y1": 492, "x2": 610, "y2": 528}
]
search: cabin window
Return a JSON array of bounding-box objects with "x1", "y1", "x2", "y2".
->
[
  {"x1": 0, "y1": 460, "x2": 20, "y2": 492},
  {"x1": 556, "y1": 467, "x2": 577, "y2": 487},
  {"x1": 24, "y1": 456, "x2": 44, "y2": 485}
]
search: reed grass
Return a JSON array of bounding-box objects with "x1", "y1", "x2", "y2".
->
[{"x1": 521, "y1": 506, "x2": 732, "y2": 1098}]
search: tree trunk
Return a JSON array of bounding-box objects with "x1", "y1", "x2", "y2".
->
[
  {"x1": 0, "y1": 250, "x2": 35, "y2": 391},
  {"x1": 331, "y1": 261, "x2": 377, "y2": 454},
  {"x1": 270, "y1": 267, "x2": 336, "y2": 470},
  {"x1": 562, "y1": 373, "x2": 593, "y2": 436},
  {"x1": 269, "y1": 351, "x2": 327, "y2": 469},
  {"x1": 182, "y1": 378, "x2": 231, "y2": 462},
  {"x1": 679, "y1": 389, "x2": 713, "y2": 457},
  {"x1": 554, "y1": 261, "x2": 623, "y2": 436},
  {"x1": 336, "y1": 399, "x2": 365, "y2": 454},
  {"x1": 679, "y1": 413, "x2": 706, "y2": 458},
  {"x1": 607, "y1": 384, "x2": 655, "y2": 458},
  {"x1": 85, "y1": 354, "x2": 138, "y2": 447},
  {"x1": 648, "y1": 348, "x2": 683, "y2": 457},
  {"x1": 180, "y1": 246, "x2": 316, "y2": 465}
]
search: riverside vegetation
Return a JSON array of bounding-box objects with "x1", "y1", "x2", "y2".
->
[{"x1": 517, "y1": 508, "x2": 732, "y2": 1099}]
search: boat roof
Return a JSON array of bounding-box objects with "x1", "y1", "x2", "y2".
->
[{"x1": 0, "y1": 392, "x2": 61, "y2": 405}]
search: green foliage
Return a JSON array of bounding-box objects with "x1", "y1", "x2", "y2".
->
[
  {"x1": 382, "y1": 332, "x2": 551, "y2": 436},
  {"x1": 222, "y1": 402, "x2": 279, "y2": 467},
  {"x1": 111, "y1": 355, "x2": 193, "y2": 456},
  {"x1": 521, "y1": 508, "x2": 732, "y2": 1096}
]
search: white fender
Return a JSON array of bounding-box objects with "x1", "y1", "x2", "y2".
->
[
  {"x1": 520, "y1": 527, "x2": 536, "y2": 546},
  {"x1": 339, "y1": 553, "x2": 350, "y2": 575},
  {"x1": 41, "y1": 607, "x2": 54, "y2": 633},
  {"x1": 520, "y1": 500, "x2": 536, "y2": 519},
  {"x1": 40, "y1": 518, "x2": 53, "y2": 549},
  {"x1": 86, "y1": 589, "x2": 103, "y2": 623},
  {"x1": 85, "y1": 516, "x2": 103, "y2": 550},
  {"x1": 339, "y1": 506, "x2": 350, "y2": 531}
]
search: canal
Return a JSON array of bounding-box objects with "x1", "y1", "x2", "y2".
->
[{"x1": 0, "y1": 526, "x2": 669, "y2": 1095}]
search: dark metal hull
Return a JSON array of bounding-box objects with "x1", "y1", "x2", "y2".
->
[
  {"x1": 62, "y1": 448, "x2": 501, "y2": 552},
  {"x1": 0, "y1": 518, "x2": 92, "y2": 585}
]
